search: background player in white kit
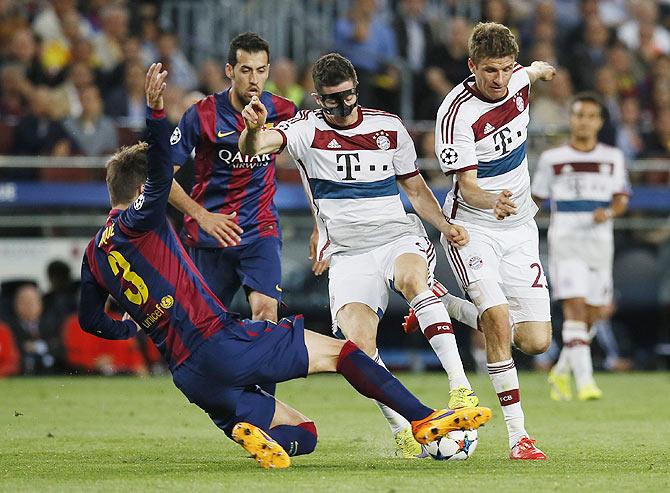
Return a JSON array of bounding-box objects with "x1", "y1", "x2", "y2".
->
[
  {"x1": 434, "y1": 22, "x2": 555, "y2": 460},
  {"x1": 532, "y1": 93, "x2": 630, "y2": 402},
  {"x1": 239, "y1": 53, "x2": 477, "y2": 458}
]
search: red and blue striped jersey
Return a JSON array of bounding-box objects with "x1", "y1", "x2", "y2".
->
[
  {"x1": 171, "y1": 89, "x2": 297, "y2": 248},
  {"x1": 79, "y1": 108, "x2": 234, "y2": 371}
]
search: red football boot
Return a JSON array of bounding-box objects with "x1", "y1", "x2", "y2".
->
[
  {"x1": 509, "y1": 437, "x2": 547, "y2": 460},
  {"x1": 402, "y1": 308, "x2": 419, "y2": 334}
]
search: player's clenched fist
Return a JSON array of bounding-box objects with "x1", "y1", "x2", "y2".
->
[
  {"x1": 446, "y1": 223, "x2": 469, "y2": 246},
  {"x1": 242, "y1": 95, "x2": 268, "y2": 132},
  {"x1": 494, "y1": 190, "x2": 517, "y2": 220},
  {"x1": 530, "y1": 60, "x2": 556, "y2": 81},
  {"x1": 145, "y1": 62, "x2": 168, "y2": 110}
]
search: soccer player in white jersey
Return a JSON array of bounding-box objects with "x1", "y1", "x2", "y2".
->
[
  {"x1": 433, "y1": 22, "x2": 556, "y2": 460},
  {"x1": 239, "y1": 53, "x2": 478, "y2": 458},
  {"x1": 532, "y1": 93, "x2": 630, "y2": 402}
]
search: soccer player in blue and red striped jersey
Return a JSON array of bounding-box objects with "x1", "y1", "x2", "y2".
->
[
  {"x1": 169, "y1": 33, "x2": 296, "y2": 324},
  {"x1": 78, "y1": 62, "x2": 492, "y2": 469}
]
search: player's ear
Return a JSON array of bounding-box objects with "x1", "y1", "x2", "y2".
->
[
  {"x1": 225, "y1": 63, "x2": 234, "y2": 79},
  {"x1": 467, "y1": 58, "x2": 475, "y2": 74},
  {"x1": 311, "y1": 92, "x2": 320, "y2": 105}
]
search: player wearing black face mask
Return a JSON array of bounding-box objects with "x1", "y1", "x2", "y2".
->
[{"x1": 315, "y1": 86, "x2": 359, "y2": 117}]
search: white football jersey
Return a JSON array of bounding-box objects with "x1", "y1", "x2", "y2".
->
[
  {"x1": 435, "y1": 65, "x2": 537, "y2": 228},
  {"x1": 532, "y1": 143, "x2": 630, "y2": 268},
  {"x1": 275, "y1": 107, "x2": 426, "y2": 259}
]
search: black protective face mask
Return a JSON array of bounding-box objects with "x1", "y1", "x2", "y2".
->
[{"x1": 317, "y1": 87, "x2": 358, "y2": 117}]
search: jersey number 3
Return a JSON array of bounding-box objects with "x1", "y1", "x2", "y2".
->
[{"x1": 107, "y1": 250, "x2": 149, "y2": 305}]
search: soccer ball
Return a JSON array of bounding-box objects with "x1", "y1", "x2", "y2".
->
[{"x1": 425, "y1": 430, "x2": 478, "y2": 461}]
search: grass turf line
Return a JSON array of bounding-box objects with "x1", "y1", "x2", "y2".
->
[{"x1": 1, "y1": 372, "x2": 669, "y2": 492}]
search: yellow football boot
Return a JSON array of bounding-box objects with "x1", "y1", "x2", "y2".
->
[
  {"x1": 411, "y1": 407, "x2": 492, "y2": 445},
  {"x1": 231, "y1": 422, "x2": 291, "y2": 469},
  {"x1": 548, "y1": 369, "x2": 573, "y2": 401},
  {"x1": 448, "y1": 386, "x2": 480, "y2": 409}
]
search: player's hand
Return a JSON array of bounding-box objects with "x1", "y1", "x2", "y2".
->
[
  {"x1": 195, "y1": 210, "x2": 243, "y2": 247},
  {"x1": 122, "y1": 312, "x2": 142, "y2": 332},
  {"x1": 145, "y1": 62, "x2": 168, "y2": 110},
  {"x1": 530, "y1": 60, "x2": 556, "y2": 81},
  {"x1": 593, "y1": 207, "x2": 612, "y2": 223},
  {"x1": 494, "y1": 190, "x2": 517, "y2": 220},
  {"x1": 242, "y1": 95, "x2": 268, "y2": 133},
  {"x1": 445, "y1": 223, "x2": 469, "y2": 246},
  {"x1": 308, "y1": 228, "x2": 329, "y2": 276}
]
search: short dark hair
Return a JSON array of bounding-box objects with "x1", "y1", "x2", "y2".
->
[
  {"x1": 311, "y1": 53, "x2": 358, "y2": 92},
  {"x1": 47, "y1": 260, "x2": 71, "y2": 283},
  {"x1": 227, "y1": 32, "x2": 270, "y2": 66},
  {"x1": 105, "y1": 142, "x2": 148, "y2": 206},
  {"x1": 571, "y1": 91, "x2": 604, "y2": 116},
  {"x1": 468, "y1": 22, "x2": 519, "y2": 65}
]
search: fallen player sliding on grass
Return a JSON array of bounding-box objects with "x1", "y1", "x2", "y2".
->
[{"x1": 77, "y1": 62, "x2": 492, "y2": 469}]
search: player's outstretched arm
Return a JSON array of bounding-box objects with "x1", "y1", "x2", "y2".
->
[
  {"x1": 525, "y1": 61, "x2": 556, "y2": 84},
  {"x1": 239, "y1": 95, "x2": 284, "y2": 156},
  {"x1": 121, "y1": 63, "x2": 175, "y2": 233},
  {"x1": 398, "y1": 173, "x2": 468, "y2": 246},
  {"x1": 458, "y1": 169, "x2": 518, "y2": 220}
]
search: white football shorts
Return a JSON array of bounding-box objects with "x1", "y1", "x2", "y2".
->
[
  {"x1": 442, "y1": 219, "x2": 550, "y2": 323},
  {"x1": 549, "y1": 256, "x2": 612, "y2": 306},
  {"x1": 328, "y1": 235, "x2": 436, "y2": 332}
]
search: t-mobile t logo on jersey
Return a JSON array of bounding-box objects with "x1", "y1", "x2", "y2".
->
[{"x1": 336, "y1": 153, "x2": 360, "y2": 180}]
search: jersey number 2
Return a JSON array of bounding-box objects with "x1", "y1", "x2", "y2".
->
[
  {"x1": 107, "y1": 250, "x2": 149, "y2": 305},
  {"x1": 530, "y1": 262, "x2": 545, "y2": 288}
]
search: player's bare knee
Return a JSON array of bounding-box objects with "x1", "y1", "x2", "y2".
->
[
  {"x1": 516, "y1": 322, "x2": 552, "y2": 355},
  {"x1": 394, "y1": 272, "x2": 427, "y2": 301},
  {"x1": 523, "y1": 333, "x2": 551, "y2": 355}
]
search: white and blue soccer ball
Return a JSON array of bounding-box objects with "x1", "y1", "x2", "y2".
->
[{"x1": 425, "y1": 430, "x2": 478, "y2": 461}]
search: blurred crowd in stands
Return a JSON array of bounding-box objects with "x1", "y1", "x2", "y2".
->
[
  {"x1": 0, "y1": 0, "x2": 669, "y2": 178},
  {"x1": 0, "y1": 260, "x2": 164, "y2": 377}
]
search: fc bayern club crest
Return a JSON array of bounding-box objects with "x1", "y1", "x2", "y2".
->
[
  {"x1": 374, "y1": 131, "x2": 391, "y2": 150},
  {"x1": 468, "y1": 256, "x2": 483, "y2": 270},
  {"x1": 515, "y1": 95, "x2": 525, "y2": 112}
]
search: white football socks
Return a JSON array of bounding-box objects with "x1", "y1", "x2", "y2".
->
[
  {"x1": 443, "y1": 293, "x2": 479, "y2": 330},
  {"x1": 410, "y1": 290, "x2": 471, "y2": 390},
  {"x1": 372, "y1": 350, "x2": 411, "y2": 435},
  {"x1": 487, "y1": 358, "x2": 528, "y2": 448},
  {"x1": 562, "y1": 319, "x2": 595, "y2": 389}
]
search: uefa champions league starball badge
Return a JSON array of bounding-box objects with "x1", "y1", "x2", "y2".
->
[{"x1": 440, "y1": 147, "x2": 458, "y2": 166}]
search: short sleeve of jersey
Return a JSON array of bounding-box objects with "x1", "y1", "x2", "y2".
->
[
  {"x1": 435, "y1": 115, "x2": 478, "y2": 175},
  {"x1": 531, "y1": 151, "x2": 552, "y2": 199},
  {"x1": 275, "y1": 111, "x2": 311, "y2": 161},
  {"x1": 394, "y1": 123, "x2": 418, "y2": 177},
  {"x1": 171, "y1": 104, "x2": 201, "y2": 166},
  {"x1": 612, "y1": 149, "x2": 631, "y2": 195}
]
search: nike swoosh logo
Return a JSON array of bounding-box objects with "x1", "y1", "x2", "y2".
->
[
  {"x1": 218, "y1": 130, "x2": 236, "y2": 138},
  {"x1": 275, "y1": 284, "x2": 283, "y2": 292}
]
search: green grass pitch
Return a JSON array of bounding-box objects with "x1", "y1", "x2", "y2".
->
[{"x1": 2, "y1": 372, "x2": 669, "y2": 492}]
